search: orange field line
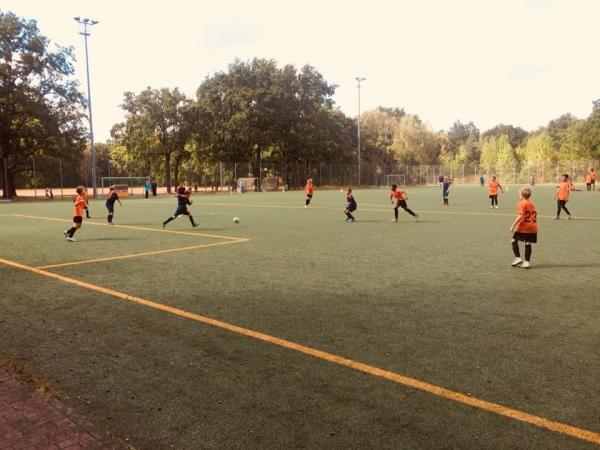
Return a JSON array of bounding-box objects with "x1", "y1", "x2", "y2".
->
[
  {"x1": 0, "y1": 255, "x2": 598, "y2": 446},
  {"x1": 36, "y1": 239, "x2": 249, "y2": 269},
  {"x1": 11, "y1": 214, "x2": 244, "y2": 240}
]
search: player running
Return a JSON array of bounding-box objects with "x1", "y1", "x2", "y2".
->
[
  {"x1": 510, "y1": 187, "x2": 538, "y2": 269},
  {"x1": 304, "y1": 178, "x2": 314, "y2": 208},
  {"x1": 106, "y1": 186, "x2": 123, "y2": 225},
  {"x1": 488, "y1": 176, "x2": 503, "y2": 209},
  {"x1": 389, "y1": 184, "x2": 418, "y2": 221},
  {"x1": 162, "y1": 186, "x2": 198, "y2": 228},
  {"x1": 344, "y1": 188, "x2": 357, "y2": 222},
  {"x1": 554, "y1": 174, "x2": 573, "y2": 220},
  {"x1": 591, "y1": 168, "x2": 597, "y2": 191},
  {"x1": 63, "y1": 186, "x2": 86, "y2": 242}
]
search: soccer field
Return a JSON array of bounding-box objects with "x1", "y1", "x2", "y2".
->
[{"x1": 1, "y1": 185, "x2": 599, "y2": 449}]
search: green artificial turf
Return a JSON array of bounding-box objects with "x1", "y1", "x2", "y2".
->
[{"x1": 1, "y1": 185, "x2": 599, "y2": 449}]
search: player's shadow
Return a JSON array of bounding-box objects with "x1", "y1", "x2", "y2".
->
[
  {"x1": 86, "y1": 237, "x2": 144, "y2": 241},
  {"x1": 531, "y1": 262, "x2": 600, "y2": 269}
]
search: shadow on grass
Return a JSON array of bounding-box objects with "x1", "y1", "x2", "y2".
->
[{"x1": 530, "y1": 262, "x2": 600, "y2": 269}]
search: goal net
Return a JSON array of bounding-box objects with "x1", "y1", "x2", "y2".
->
[
  {"x1": 100, "y1": 177, "x2": 149, "y2": 196},
  {"x1": 382, "y1": 174, "x2": 406, "y2": 188}
]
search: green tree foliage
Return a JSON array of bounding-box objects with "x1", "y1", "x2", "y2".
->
[
  {"x1": 517, "y1": 131, "x2": 557, "y2": 165},
  {"x1": 482, "y1": 124, "x2": 528, "y2": 149},
  {"x1": 112, "y1": 87, "x2": 194, "y2": 192},
  {"x1": 480, "y1": 135, "x2": 516, "y2": 171},
  {"x1": 0, "y1": 11, "x2": 86, "y2": 198},
  {"x1": 195, "y1": 58, "x2": 355, "y2": 165},
  {"x1": 445, "y1": 121, "x2": 480, "y2": 162}
]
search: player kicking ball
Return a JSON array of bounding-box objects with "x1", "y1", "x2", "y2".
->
[
  {"x1": 389, "y1": 184, "x2": 418, "y2": 222},
  {"x1": 63, "y1": 186, "x2": 86, "y2": 242},
  {"x1": 344, "y1": 188, "x2": 357, "y2": 222},
  {"x1": 162, "y1": 186, "x2": 198, "y2": 228},
  {"x1": 510, "y1": 187, "x2": 538, "y2": 269}
]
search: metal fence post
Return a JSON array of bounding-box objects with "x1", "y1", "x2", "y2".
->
[{"x1": 59, "y1": 158, "x2": 64, "y2": 199}]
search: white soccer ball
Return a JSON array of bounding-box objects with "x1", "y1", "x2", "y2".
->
[{"x1": 233, "y1": 217, "x2": 240, "y2": 224}]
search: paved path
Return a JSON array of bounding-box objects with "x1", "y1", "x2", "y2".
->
[{"x1": 0, "y1": 368, "x2": 123, "y2": 450}]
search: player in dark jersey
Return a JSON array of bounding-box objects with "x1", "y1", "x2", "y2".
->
[
  {"x1": 106, "y1": 186, "x2": 122, "y2": 224},
  {"x1": 344, "y1": 188, "x2": 357, "y2": 222},
  {"x1": 162, "y1": 186, "x2": 198, "y2": 228}
]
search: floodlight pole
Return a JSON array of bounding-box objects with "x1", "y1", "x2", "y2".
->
[
  {"x1": 75, "y1": 17, "x2": 99, "y2": 198},
  {"x1": 356, "y1": 77, "x2": 366, "y2": 186}
]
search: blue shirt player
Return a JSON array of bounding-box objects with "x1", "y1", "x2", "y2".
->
[
  {"x1": 344, "y1": 188, "x2": 357, "y2": 222},
  {"x1": 162, "y1": 186, "x2": 198, "y2": 228},
  {"x1": 442, "y1": 177, "x2": 452, "y2": 206}
]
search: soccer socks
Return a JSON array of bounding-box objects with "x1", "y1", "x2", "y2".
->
[
  {"x1": 163, "y1": 216, "x2": 176, "y2": 226},
  {"x1": 345, "y1": 211, "x2": 355, "y2": 221},
  {"x1": 512, "y1": 240, "x2": 520, "y2": 257},
  {"x1": 403, "y1": 207, "x2": 417, "y2": 217},
  {"x1": 84, "y1": 207, "x2": 91, "y2": 219},
  {"x1": 394, "y1": 208, "x2": 399, "y2": 220},
  {"x1": 524, "y1": 244, "x2": 532, "y2": 262},
  {"x1": 305, "y1": 197, "x2": 311, "y2": 206},
  {"x1": 107, "y1": 212, "x2": 113, "y2": 223},
  {"x1": 67, "y1": 227, "x2": 77, "y2": 238},
  {"x1": 188, "y1": 215, "x2": 198, "y2": 227}
]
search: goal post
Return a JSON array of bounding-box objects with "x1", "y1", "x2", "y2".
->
[
  {"x1": 382, "y1": 174, "x2": 406, "y2": 188},
  {"x1": 100, "y1": 177, "x2": 150, "y2": 196}
]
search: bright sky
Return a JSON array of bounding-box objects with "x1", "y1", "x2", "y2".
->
[{"x1": 4, "y1": 0, "x2": 600, "y2": 141}]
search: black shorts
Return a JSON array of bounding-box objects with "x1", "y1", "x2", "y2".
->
[
  {"x1": 174, "y1": 205, "x2": 189, "y2": 216},
  {"x1": 306, "y1": 194, "x2": 313, "y2": 199},
  {"x1": 513, "y1": 232, "x2": 537, "y2": 243},
  {"x1": 106, "y1": 203, "x2": 114, "y2": 213},
  {"x1": 345, "y1": 206, "x2": 356, "y2": 212},
  {"x1": 489, "y1": 194, "x2": 498, "y2": 199},
  {"x1": 557, "y1": 199, "x2": 568, "y2": 207},
  {"x1": 73, "y1": 216, "x2": 83, "y2": 224},
  {"x1": 395, "y1": 200, "x2": 407, "y2": 208}
]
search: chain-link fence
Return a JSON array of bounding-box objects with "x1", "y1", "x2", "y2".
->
[{"x1": 4, "y1": 158, "x2": 599, "y2": 198}]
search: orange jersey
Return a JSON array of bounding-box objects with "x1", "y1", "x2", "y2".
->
[
  {"x1": 555, "y1": 182, "x2": 570, "y2": 201},
  {"x1": 586, "y1": 174, "x2": 592, "y2": 183},
  {"x1": 305, "y1": 183, "x2": 314, "y2": 195},
  {"x1": 73, "y1": 195, "x2": 85, "y2": 217},
  {"x1": 591, "y1": 171, "x2": 597, "y2": 181},
  {"x1": 488, "y1": 180, "x2": 500, "y2": 195},
  {"x1": 516, "y1": 199, "x2": 538, "y2": 233},
  {"x1": 390, "y1": 189, "x2": 407, "y2": 201}
]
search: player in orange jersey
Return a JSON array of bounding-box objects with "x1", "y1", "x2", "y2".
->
[
  {"x1": 304, "y1": 179, "x2": 314, "y2": 208},
  {"x1": 389, "y1": 184, "x2": 418, "y2": 222},
  {"x1": 554, "y1": 174, "x2": 572, "y2": 220},
  {"x1": 488, "y1": 176, "x2": 503, "y2": 209},
  {"x1": 510, "y1": 187, "x2": 538, "y2": 269},
  {"x1": 63, "y1": 186, "x2": 86, "y2": 241},
  {"x1": 585, "y1": 172, "x2": 593, "y2": 191},
  {"x1": 590, "y1": 168, "x2": 597, "y2": 191}
]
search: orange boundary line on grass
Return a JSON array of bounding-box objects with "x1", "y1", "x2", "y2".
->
[
  {"x1": 36, "y1": 239, "x2": 249, "y2": 269},
  {"x1": 12, "y1": 214, "x2": 244, "y2": 241},
  {"x1": 0, "y1": 255, "x2": 598, "y2": 446}
]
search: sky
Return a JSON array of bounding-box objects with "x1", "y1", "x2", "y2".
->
[{"x1": 4, "y1": 0, "x2": 600, "y2": 141}]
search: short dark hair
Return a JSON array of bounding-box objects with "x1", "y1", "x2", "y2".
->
[{"x1": 391, "y1": 184, "x2": 397, "y2": 190}]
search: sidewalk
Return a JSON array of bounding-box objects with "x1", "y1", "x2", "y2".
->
[{"x1": 0, "y1": 368, "x2": 123, "y2": 450}]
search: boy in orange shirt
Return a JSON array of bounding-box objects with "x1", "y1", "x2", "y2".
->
[
  {"x1": 585, "y1": 172, "x2": 593, "y2": 191},
  {"x1": 304, "y1": 178, "x2": 314, "y2": 208},
  {"x1": 510, "y1": 187, "x2": 538, "y2": 269},
  {"x1": 590, "y1": 168, "x2": 597, "y2": 191},
  {"x1": 64, "y1": 186, "x2": 86, "y2": 242},
  {"x1": 389, "y1": 184, "x2": 418, "y2": 222},
  {"x1": 488, "y1": 176, "x2": 503, "y2": 208},
  {"x1": 554, "y1": 174, "x2": 572, "y2": 220}
]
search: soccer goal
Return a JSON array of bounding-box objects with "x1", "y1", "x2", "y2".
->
[
  {"x1": 100, "y1": 177, "x2": 149, "y2": 196},
  {"x1": 382, "y1": 174, "x2": 406, "y2": 188}
]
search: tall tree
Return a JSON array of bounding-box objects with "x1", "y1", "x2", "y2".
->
[
  {"x1": 0, "y1": 11, "x2": 86, "y2": 198},
  {"x1": 482, "y1": 124, "x2": 528, "y2": 149},
  {"x1": 114, "y1": 87, "x2": 193, "y2": 192}
]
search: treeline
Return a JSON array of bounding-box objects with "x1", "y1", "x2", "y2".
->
[{"x1": 2, "y1": 10, "x2": 600, "y2": 198}]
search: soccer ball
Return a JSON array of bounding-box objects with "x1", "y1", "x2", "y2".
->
[{"x1": 233, "y1": 217, "x2": 240, "y2": 224}]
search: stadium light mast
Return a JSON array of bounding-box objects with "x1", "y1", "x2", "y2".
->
[
  {"x1": 74, "y1": 17, "x2": 99, "y2": 198},
  {"x1": 356, "y1": 77, "x2": 366, "y2": 186}
]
